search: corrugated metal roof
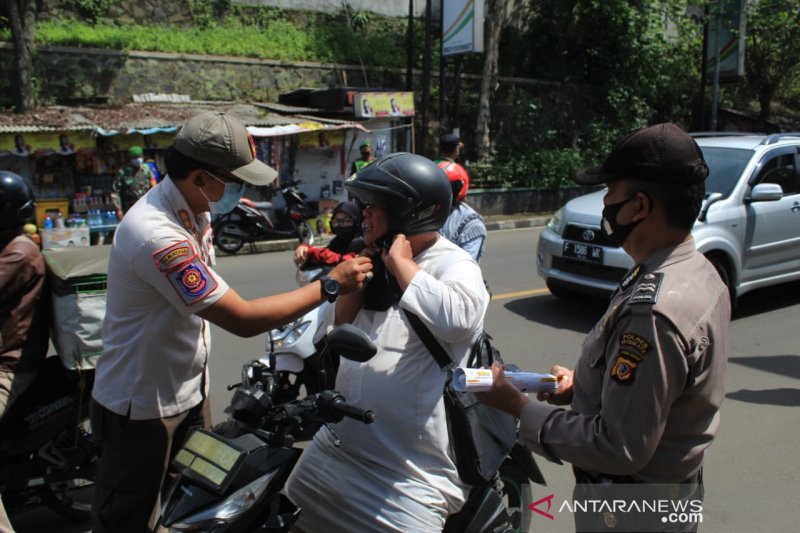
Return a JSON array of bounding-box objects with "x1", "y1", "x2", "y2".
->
[
  {"x1": 254, "y1": 102, "x2": 325, "y2": 114},
  {"x1": 0, "y1": 102, "x2": 320, "y2": 134}
]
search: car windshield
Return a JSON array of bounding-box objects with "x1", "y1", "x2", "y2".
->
[{"x1": 701, "y1": 146, "x2": 752, "y2": 197}]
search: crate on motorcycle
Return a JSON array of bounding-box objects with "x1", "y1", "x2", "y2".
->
[{"x1": 42, "y1": 246, "x2": 110, "y2": 370}]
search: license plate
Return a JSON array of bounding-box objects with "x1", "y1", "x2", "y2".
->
[{"x1": 563, "y1": 241, "x2": 603, "y2": 264}]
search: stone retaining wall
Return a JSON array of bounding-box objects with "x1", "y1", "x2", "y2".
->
[{"x1": 467, "y1": 186, "x2": 600, "y2": 216}]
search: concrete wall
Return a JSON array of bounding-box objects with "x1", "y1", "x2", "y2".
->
[
  {"x1": 0, "y1": 45, "x2": 406, "y2": 105},
  {"x1": 467, "y1": 186, "x2": 599, "y2": 216},
  {"x1": 236, "y1": 0, "x2": 427, "y2": 17}
]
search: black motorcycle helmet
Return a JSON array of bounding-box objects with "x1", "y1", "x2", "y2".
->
[
  {"x1": 344, "y1": 152, "x2": 452, "y2": 236},
  {"x1": 0, "y1": 171, "x2": 35, "y2": 231}
]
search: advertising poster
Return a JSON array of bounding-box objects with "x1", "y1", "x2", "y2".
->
[
  {"x1": 298, "y1": 129, "x2": 345, "y2": 150},
  {"x1": 355, "y1": 92, "x2": 415, "y2": 119},
  {"x1": 442, "y1": 0, "x2": 485, "y2": 56}
]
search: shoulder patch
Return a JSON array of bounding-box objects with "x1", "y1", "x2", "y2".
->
[
  {"x1": 166, "y1": 258, "x2": 219, "y2": 306},
  {"x1": 629, "y1": 272, "x2": 663, "y2": 305},
  {"x1": 620, "y1": 333, "x2": 650, "y2": 356},
  {"x1": 153, "y1": 240, "x2": 196, "y2": 272},
  {"x1": 610, "y1": 355, "x2": 639, "y2": 383}
]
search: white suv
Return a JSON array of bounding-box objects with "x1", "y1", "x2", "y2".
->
[{"x1": 537, "y1": 132, "x2": 800, "y2": 302}]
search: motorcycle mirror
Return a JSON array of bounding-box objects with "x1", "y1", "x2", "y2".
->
[{"x1": 326, "y1": 324, "x2": 377, "y2": 362}]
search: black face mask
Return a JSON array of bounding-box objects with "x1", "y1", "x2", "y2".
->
[
  {"x1": 601, "y1": 194, "x2": 639, "y2": 248},
  {"x1": 331, "y1": 225, "x2": 358, "y2": 241}
]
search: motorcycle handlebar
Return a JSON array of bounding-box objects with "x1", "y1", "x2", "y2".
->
[
  {"x1": 315, "y1": 390, "x2": 375, "y2": 425},
  {"x1": 329, "y1": 399, "x2": 376, "y2": 424}
]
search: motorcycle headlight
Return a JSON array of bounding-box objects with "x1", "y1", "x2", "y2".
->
[
  {"x1": 268, "y1": 319, "x2": 311, "y2": 350},
  {"x1": 168, "y1": 470, "x2": 278, "y2": 531},
  {"x1": 546, "y1": 207, "x2": 566, "y2": 236}
]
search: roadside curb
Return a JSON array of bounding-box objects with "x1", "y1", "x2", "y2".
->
[{"x1": 216, "y1": 216, "x2": 551, "y2": 256}]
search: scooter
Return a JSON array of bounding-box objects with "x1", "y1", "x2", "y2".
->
[
  {"x1": 264, "y1": 270, "x2": 545, "y2": 532},
  {"x1": 158, "y1": 324, "x2": 377, "y2": 531},
  {"x1": 0, "y1": 356, "x2": 98, "y2": 525},
  {"x1": 160, "y1": 325, "x2": 532, "y2": 532},
  {"x1": 213, "y1": 180, "x2": 317, "y2": 255}
]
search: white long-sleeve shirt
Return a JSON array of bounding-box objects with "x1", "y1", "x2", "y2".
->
[{"x1": 285, "y1": 237, "x2": 489, "y2": 532}]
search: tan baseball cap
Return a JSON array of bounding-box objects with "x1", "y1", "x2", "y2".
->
[{"x1": 173, "y1": 111, "x2": 278, "y2": 186}]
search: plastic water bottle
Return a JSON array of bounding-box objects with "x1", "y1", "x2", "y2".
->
[{"x1": 43, "y1": 215, "x2": 54, "y2": 229}]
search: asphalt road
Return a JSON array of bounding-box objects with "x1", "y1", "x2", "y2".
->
[{"x1": 11, "y1": 227, "x2": 800, "y2": 532}]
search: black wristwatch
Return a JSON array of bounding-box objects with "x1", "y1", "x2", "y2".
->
[{"x1": 319, "y1": 276, "x2": 340, "y2": 303}]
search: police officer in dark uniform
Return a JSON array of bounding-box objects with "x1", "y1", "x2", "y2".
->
[{"x1": 477, "y1": 123, "x2": 730, "y2": 532}]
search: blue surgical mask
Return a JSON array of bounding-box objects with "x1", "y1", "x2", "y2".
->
[{"x1": 200, "y1": 171, "x2": 246, "y2": 214}]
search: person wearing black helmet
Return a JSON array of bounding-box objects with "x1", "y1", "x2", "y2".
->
[
  {"x1": 286, "y1": 153, "x2": 490, "y2": 532},
  {"x1": 0, "y1": 172, "x2": 50, "y2": 532},
  {"x1": 293, "y1": 201, "x2": 364, "y2": 267}
]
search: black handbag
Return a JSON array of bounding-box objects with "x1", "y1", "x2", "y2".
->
[{"x1": 403, "y1": 310, "x2": 518, "y2": 486}]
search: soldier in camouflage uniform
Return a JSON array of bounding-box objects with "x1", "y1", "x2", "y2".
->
[{"x1": 113, "y1": 146, "x2": 153, "y2": 215}]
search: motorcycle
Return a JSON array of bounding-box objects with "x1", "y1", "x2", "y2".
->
[
  {"x1": 213, "y1": 180, "x2": 317, "y2": 255},
  {"x1": 0, "y1": 356, "x2": 98, "y2": 525},
  {"x1": 264, "y1": 269, "x2": 545, "y2": 532},
  {"x1": 158, "y1": 324, "x2": 377, "y2": 531},
  {"x1": 161, "y1": 325, "x2": 534, "y2": 532}
]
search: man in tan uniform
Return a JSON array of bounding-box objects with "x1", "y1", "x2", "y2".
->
[{"x1": 478, "y1": 123, "x2": 730, "y2": 532}]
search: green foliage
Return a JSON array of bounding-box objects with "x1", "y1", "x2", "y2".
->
[
  {"x1": 469, "y1": 148, "x2": 591, "y2": 190},
  {"x1": 187, "y1": 0, "x2": 232, "y2": 30},
  {"x1": 24, "y1": 17, "x2": 408, "y2": 66},
  {"x1": 69, "y1": 0, "x2": 112, "y2": 24},
  {"x1": 350, "y1": 10, "x2": 372, "y2": 30}
]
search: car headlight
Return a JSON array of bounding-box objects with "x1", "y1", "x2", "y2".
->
[
  {"x1": 169, "y1": 470, "x2": 278, "y2": 531},
  {"x1": 546, "y1": 207, "x2": 566, "y2": 236},
  {"x1": 268, "y1": 319, "x2": 311, "y2": 350}
]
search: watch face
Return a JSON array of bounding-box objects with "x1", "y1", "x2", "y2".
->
[{"x1": 323, "y1": 277, "x2": 340, "y2": 301}]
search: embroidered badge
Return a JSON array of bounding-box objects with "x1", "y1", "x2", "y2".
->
[
  {"x1": 153, "y1": 240, "x2": 196, "y2": 272},
  {"x1": 620, "y1": 333, "x2": 650, "y2": 356},
  {"x1": 619, "y1": 264, "x2": 642, "y2": 291},
  {"x1": 629, "y1": 272, "x2": 663, "y2": 305},
  {"x1": 178, "y1": 209, "x2": 193, "y2": 230},
  {"x1": 610, "y1": 355, "x2": 638, "y2": 383},
  {"x1": 167, "y1": 259, "x2": 219, "y2": 306},
  {"x1": 247, "y1": 132, "x2": 257, "y2": 159}
]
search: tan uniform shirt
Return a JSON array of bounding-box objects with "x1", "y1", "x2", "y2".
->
[
  {"x1": 92, "y1": 177, "x2": 228, "y2": 420},
  {"x1": 520, "y1": 239, "x2": 730, "y2": 482}
]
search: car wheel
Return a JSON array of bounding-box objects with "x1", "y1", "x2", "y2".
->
[
  {"x1": 705, "y1": 253, "x2": 735, "y2": 310},
  {"x1": 546, "y1": 280, "x2": 579, "y2": 300}
]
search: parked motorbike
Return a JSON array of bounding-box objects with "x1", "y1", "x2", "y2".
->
[
  {"x1": 264, "y1": 269, "x2": 545, "y2": 532},
  {"x1": 213, "y1": 180, "x2": 317, "y2": 255},
  {"x1": 0, "y1": 356, "x2": 98, "y2": 524}
]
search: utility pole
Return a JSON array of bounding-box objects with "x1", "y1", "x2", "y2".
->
[
  {"x1": 406, "y1": 0, "x2": 414, "y2": 91},
  {"x1": 710, "y1": 0, "x2": 724, "y2": 131},
  {"x1": 420, "y1": 0, "x2": 433, "y2": 154}
]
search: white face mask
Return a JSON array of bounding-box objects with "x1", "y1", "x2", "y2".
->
[
  {"x1": 199, "y1": 171, "x2": 246, "y2": 214},
  {"x1": 132, "y1": 157, "x2": 144, "y2": 166}
]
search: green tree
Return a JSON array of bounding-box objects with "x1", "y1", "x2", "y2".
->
[
  {"x1": 743, "y1": 0, "x2": 800, "y2": 126},
  {"x1": 2, "y1": 0, "x2": 37, "y2": 112}
]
